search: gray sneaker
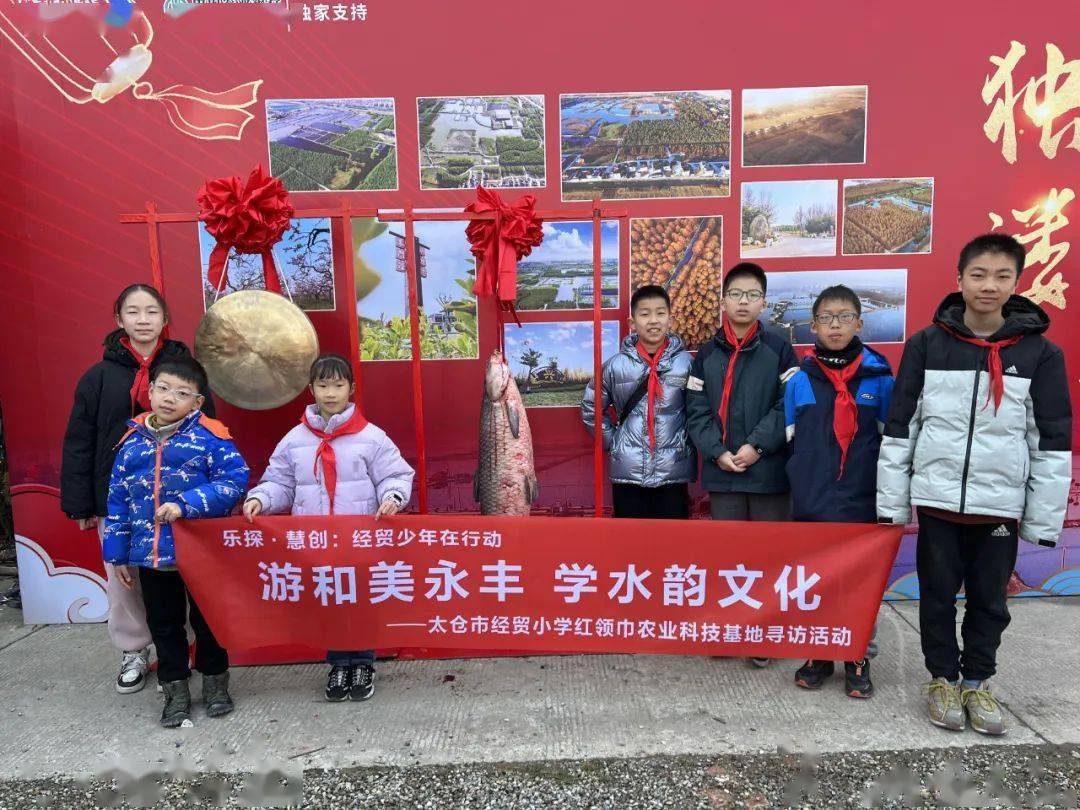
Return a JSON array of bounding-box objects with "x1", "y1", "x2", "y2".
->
[
  {"x1": 925, "y1": 677, "x2": 965, "y2": 731},
  {"x1": 961, "y1": 681, "x2": 1006, "y2": 736}
]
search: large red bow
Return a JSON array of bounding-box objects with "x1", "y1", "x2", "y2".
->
[
  {"x1": 465, "y1": 186, "x2": 544, "y2": 310},
  {"x1": 197, "y1": 165, "x2": 295, "y2": 295}
]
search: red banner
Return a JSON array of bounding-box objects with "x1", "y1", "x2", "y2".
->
[{"x1": 174, "y1": 516, "x2": 901, "y2": 659}]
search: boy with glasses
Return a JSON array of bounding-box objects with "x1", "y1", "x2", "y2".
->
[
  {"x1": 104, "y1": 357, "x2": 249, "y2": 727},
  {"x1": 687, "y1": 262, "x2": 798, "y2": 526},
  {"x1": 783, "y1": 285, "x2": 894, "y2": 697}
]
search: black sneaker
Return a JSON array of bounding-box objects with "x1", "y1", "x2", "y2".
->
[
  {"x1": 349, "y1": 664, "x2": 375, "y2": 701},
  {"x1": 325, "y1": 665, "x2": 352, "y2": 702},
  {"x1": 844, "y1": 658, "x2": 874, "y2": 699},
  {"x1": 160, "y1": 679, "x2": 191, "y2": 728},
  {"x1": 795, "y1": 659, "x2": 835, "y2": 690},
  {"x1": 203, "y1": 671, "x2": 235, "y2": 717}
]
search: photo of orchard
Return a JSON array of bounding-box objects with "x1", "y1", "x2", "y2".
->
[
  {"x1": 630, "y1": 216, "x2": 723, "y2": 350},
  {"x1": 197, "y1": 219, "x2": 336, "y2": 311},
  {"x1": 842, "y1": 178, "x2": 934, "y2": 255}
]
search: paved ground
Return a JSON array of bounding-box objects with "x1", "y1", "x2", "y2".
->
[{"x1": 0, "y1": 576, "x2": 1076, "y2": 806}]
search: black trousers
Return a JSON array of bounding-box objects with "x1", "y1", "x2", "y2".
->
[
  {"x1": 709, "y1": 491, "x2": 791, "y2": 521},
  {"x1": 139, "y1": 567, "x2": 228, "y2": 683},
  {"x1": 916, "y1": 510, "x2": 1018, "y2": 682},
  {"x1": 612, "y1": 483, "x2": 690, "y2": 519}
]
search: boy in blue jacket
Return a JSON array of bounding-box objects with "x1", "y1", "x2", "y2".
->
[
  {"x1": 104, "y1": 356, "x2": 249, "y2": 728},
  {"x1": 783, "y1": 285, "x2": 893, "y2": 698}
]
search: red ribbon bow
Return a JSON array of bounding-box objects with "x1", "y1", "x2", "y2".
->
[
  {"x1": 196, "y1": 165, "x2": 295, "y2": 296},
  {"x1": 465, "y1": 186, "x2": 544, "y2": 315}
]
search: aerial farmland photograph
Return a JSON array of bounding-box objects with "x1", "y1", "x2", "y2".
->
[
  {"x1": 417, "y1": 95, "x2": 546, "y2": 189},
  {"x1": 843, "y1": 177, "x2": 934, "y2": 255},
  {"x1": 514, "y1": 221, "x2": 619, "y2": 311},
  {"x1": 741, "y1": 180, "x2": 838, "y2": 258},
  {"x1": 560, "y1": 90, "x2": 731, "y2": 200},
  {"x1": 266, "y1": 98, "x2": 398, "y2": 192},
  {"x1": 742, "y1": 85, "x2": 867, "y2": 167}
]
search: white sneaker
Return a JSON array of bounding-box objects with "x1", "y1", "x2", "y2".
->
[{"x1": 116, "y1": 648, "x2": 150, "y2": 694}]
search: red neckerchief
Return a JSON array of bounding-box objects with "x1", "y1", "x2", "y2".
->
[
  {"x1": 717, "y1": 319, "x2": 759, "y2": 443},
  {"x1": 938, "y1": 325, "x2": 1023, "y2": 413},
  {"x1": 119, "y1": 337, "x2": 163, "y2": 413},
  {"x1": 301, "y1": 407, "x2": 369, "y2": 514},
  {"x1": 810, "y1": 349, "x2": 864, "y2": 480},
  {"x1": 634, "y1": 338, "x2": 669, "y2": 452}
]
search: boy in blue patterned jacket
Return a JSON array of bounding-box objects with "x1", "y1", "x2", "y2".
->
[{"x1": 104, "y1": 356, "x2": 249, "y2": 728}]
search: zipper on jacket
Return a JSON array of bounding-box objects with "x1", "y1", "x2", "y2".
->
[
  {"x1": 150, "y1": 430, "x2": 177, "y2": 568},
  {"x1": 957, "y1": 351, "x2": 984, "y2": 514}
]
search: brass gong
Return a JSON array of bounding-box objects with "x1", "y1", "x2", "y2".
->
[{"x1": 195, "y1": 290, "x2": 319, "y2": 410}]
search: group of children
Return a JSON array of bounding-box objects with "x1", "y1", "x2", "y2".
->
[
  {"x1": 62, "y1": 232, "x2": 1070, "y2": 735},
  {"x1": 63, "y1": 286, "x2": 415, "y2": 727},
  {"x1": 583, "y1": 233, "x2": 1071, "y2": 735}
]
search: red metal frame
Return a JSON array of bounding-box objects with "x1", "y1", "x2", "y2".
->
[{"x1": 121, "y1": 199, "x2": 629, "y2": 517}]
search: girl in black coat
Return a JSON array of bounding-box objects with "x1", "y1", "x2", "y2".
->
[{"x1": 60, "y1": 284, "x2": 214, "y2": 694}]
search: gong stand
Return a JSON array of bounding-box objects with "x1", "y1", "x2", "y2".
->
[{"x1": 121, "y1": 198, "x2": 627, "y2": 517}]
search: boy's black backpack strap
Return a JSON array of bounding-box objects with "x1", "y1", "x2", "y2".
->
[{"x1": 618, "y1": 374, "x2": 650, "y2": 425}]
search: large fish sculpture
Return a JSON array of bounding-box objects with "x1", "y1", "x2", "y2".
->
[{"x1": 475, "y1": 350, "x2": 539, "y2": 516}]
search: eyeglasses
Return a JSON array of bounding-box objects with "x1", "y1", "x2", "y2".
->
[
  {"x1": 813, "y1": 312, "x2": 859, "y2": 325},
  {"x1": 150, "y1": 381, "x2": 198, "y2": 401},
  {"x1": 724, "y1": 289, "x2": 764, "y2": 303}
]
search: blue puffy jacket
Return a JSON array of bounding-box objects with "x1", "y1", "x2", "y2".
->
[
  {"x1": 784, "y1": 346, "x2": 894, "y2": 522},
  {"x1": 103, "y1": 410, "x2": 249, "y2": 568}
]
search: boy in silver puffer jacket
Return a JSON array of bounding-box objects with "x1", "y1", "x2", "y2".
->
[{"x1": 581, "y1": 285, "x2": 696, "y2": 518}]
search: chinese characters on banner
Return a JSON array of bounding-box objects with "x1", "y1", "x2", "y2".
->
[
  {"x1": 175, "y1": 516, "x2": 902, "y2": 660},
  {"x1": 300, "y1": 2, "x2": 366, "y2": 22},
  {"x1": 982, "y1": 41, "x2": 1078, "y2": 310}
]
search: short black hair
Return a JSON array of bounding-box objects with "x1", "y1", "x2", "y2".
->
[
  {"x1": 812, "y1": 285, "x2": 862, "y2": 317},
  {"x1": 309, "y1": 353, "x2": 354, "y2": 385},
  {"x1": 631, "y1": 284, "x2": 670, "y2": 313},
  {"x1": 151, "y1": 356, "x2": 209, "y2": 397},
  {"x1": 957, "y1": 233, "x2": 1026, "y2": 278},
  {"x1": 723, "y1": 262, "x2": 767, "y2": 295}
]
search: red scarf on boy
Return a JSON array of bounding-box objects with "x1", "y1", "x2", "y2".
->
[
  {"x1": 119, "y1": 337, "x2": 163, "y2": 412},
  {"x1": 810, "y1": 349, "x2": 864, "y2": 480},
  {"x1": 717, "y1": 319, "x2": 759, "y2": 443},
  {"x1": 302, "y1": 406, "x2": 369, "y2": 514},
  {"x1": 937, "y1": 326, "x2": 1022, "y2": 414},
  {"x1": 635, "y1": 338, "x2": 669, "y2": 451}
]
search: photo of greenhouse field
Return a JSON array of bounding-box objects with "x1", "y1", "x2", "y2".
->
[{"x1": 266, "y1": 98, "x2": 398, "y2": 192}]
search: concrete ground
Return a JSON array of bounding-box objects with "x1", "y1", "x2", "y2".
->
[{"x1": 0, "y1": 575, "x2": 1077, "y2": 805}]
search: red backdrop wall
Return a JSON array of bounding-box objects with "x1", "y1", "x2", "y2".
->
[{"x1": 2, "y1": 0, "x2": 1078, "y2": 519}]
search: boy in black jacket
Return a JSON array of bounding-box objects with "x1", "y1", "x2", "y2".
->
[
  {"x1": 878, "y1": 234, "x2": 1072, "y2": 735},
  {"x1": 687, "y1": 263, "x2": 798, "y2": 523}
]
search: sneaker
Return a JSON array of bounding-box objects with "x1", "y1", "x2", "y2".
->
[
  {"x1": 349, "y1": 664, "x2": 375, "y2": 701},
  {"x1": 202, "y1": 672, "x2": 234, "y2": 718},
  {"x1": 794, "y1": 659, "x2": 834, "y2": 689},
  {"x1": 961, "y1": 681, "x2": 1006, "y2": 736},
  {"x1": 844, "y1": 658, "x2": 874, "y2": 699},
  {"x1": 116, "y1": 648, "x2": 150, "y2": 694},
  {"x1": 160, "y1": 679, "x2": 191, "y2": 728},
  {"x1": 925, "y1": 677, "x2": 965, "y2": 731},
  {"x1": 325, "y1": 665, "x2": 352, "y2": 702},
  {"x1": 749, "y1": 658, "x2": 771, "y2": 668}
]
